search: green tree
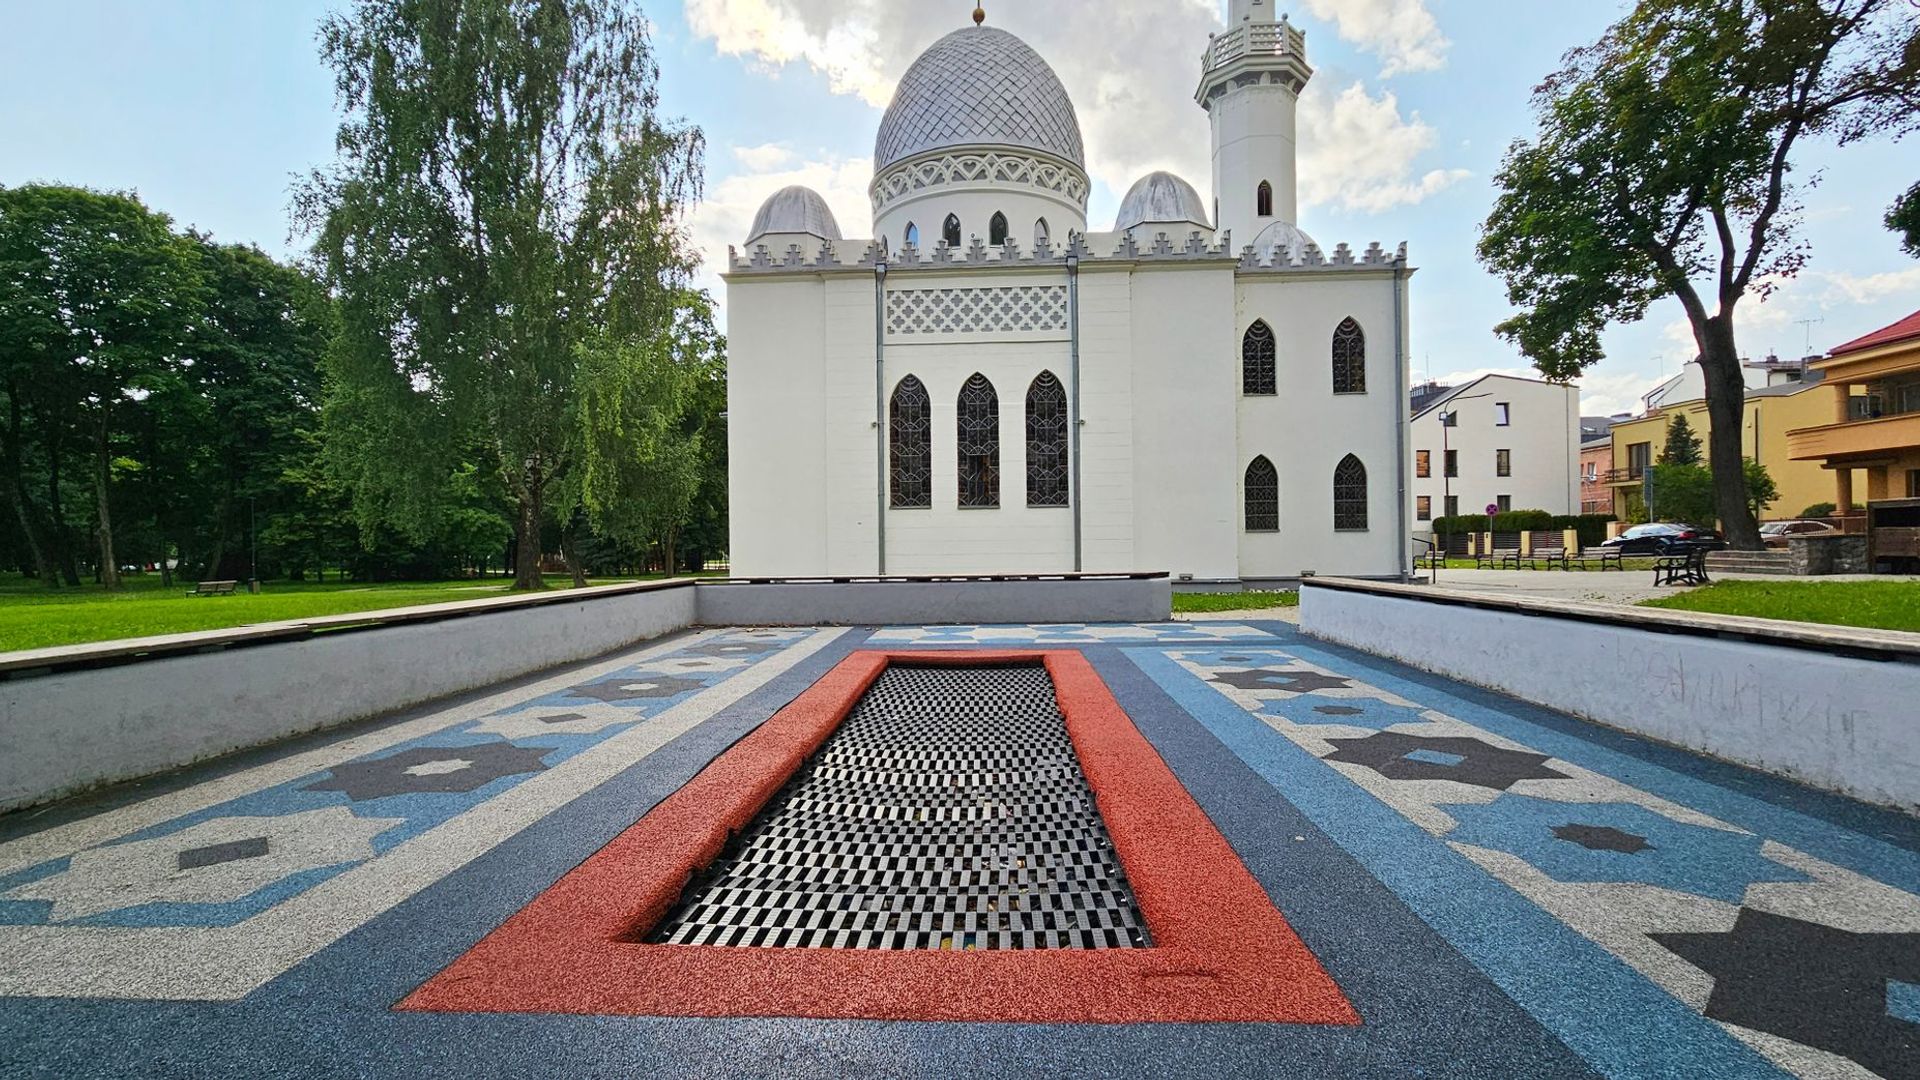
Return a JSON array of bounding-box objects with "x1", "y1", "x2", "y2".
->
[
  {"x1": 1479, "y1": 0, "x2": 1919, "y2": 551},
  {"x1": 1647, "y1": 463, "x2": 1719, "y2": 525},
  {"x1": 301, "y1": 0, "x2": 705, "y2": 590},
  {"x1": 1891, "y1": 181, "x2": 1920, "y2": 257},
  {"x1": 1744, "y1": 458, "x2": 1780, "y2": 519},
  {"x1": 1659, "y1": 413, "x2": 1704, "y2": 465}
]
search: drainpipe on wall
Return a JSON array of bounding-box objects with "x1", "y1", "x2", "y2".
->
[
  {"x1": 1393, "y1": 260, "x2": 1411, "y2": 582},
  {"x1": 874, "y1": 261, "x2": 888, "y2": 576},
  {"x1": 1068, "y1": 253, "x2": 1083, "y2": 573}
]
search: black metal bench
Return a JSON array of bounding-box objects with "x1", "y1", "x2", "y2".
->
[
  {"x1": 1652, "y1": 550, "x2": 1710, "y2": 587},
  {"x1": 189, "y1": 579, "x2": 239, "y2": 597}
]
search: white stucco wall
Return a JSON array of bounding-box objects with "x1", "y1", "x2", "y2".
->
[
  {"x1": 1210, "y1": 84, "x2": 1301, "y2": 247},
  {"x1": 1410, "y1": 374, "x2": 1581, "y2": 526},
  {"x1": 1300, "y1": 582, "x2": 1920, "y2": 811},
  {"x1": 874, "y1": 176, "x2": 1087, "y2": 258}
]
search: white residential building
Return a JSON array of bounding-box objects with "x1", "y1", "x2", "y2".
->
[
  {"x1": 726, "y1": 4, "x2": 1414, "y2": 583},
  {"x1": 1408, "y1": 374, "x2": 1581, "y2": 528}
]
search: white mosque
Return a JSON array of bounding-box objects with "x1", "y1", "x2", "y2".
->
[{"x1": 725, "y1": 0, "x2": 1413, "y2": 584}]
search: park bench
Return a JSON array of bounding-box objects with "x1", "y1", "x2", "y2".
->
[
  {"x1": 1476, "y1": 532, "x2": 1523, "y2": 570},
  {"x1": 1652, "y1": 550, "x2": 1710, "y2": 587},
  {"x1": 1527, "y1": 542, "x2": 1572, "y2": 571},
  {"x1": 188, "y1": 580, "x2": 239, "y2": 597},
  {"x1": 1573, "y1": 548, "x2": 1623, "y2": 571}
]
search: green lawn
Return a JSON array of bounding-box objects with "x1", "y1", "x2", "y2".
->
[
  {"x1": 1172, "y1": 590, "x2": 1300, "y2": 613},
  {"x1": 0, "y1": 573, "x2": 678, "y2": 652},
  {"x1": 1641, "y1": 580, "x2": 1920, "y2": 634}
]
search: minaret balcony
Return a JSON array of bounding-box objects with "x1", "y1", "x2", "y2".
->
[{"x1": 1197, "y1": 20, "x2": 1312, "y2": 104}]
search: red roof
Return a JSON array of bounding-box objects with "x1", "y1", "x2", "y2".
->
[{"x1": 1829, "y1": 308, "x2": 1920, "y2": 357}]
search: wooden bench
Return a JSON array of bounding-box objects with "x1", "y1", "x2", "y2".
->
[
  {"x1": 1528, "y1": 544, "x2": 1572, "y2": 571},
  {"x1": 1652, "y1": 550, "x2": 1710, "y2": 587},
  {"x1": 1574, "y1": 549, "x2": 1623, "y2": 571},
  {"x1": 189, "y1": 580, "x2": 239, "y2": 597},
  {"x1": 1476, "y1": 532, "x2": 1523, "y2": 570}
]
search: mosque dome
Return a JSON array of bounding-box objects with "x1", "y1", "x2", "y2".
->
[
  {"x1": 746, "y1": 186, "x2": 843, "y2": 243},
  {"x1": 1251, "y1": 219, "x2": 1320, "y2": 264},
  {"x1": 1115, "y1": 171, "x2": 1211, "y2": 232},
  {"x1": 873, "y1": 26, "x2": 1085, "y2": 171}
]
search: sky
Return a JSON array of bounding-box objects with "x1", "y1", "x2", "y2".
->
[{"x1": 2, "y1": 0, "x2": 1915, "y2": 417}]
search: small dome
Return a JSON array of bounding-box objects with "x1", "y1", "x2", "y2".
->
[
  {"x1": 746, "y1": 186, "x2": 842, "y2": 243},
  {"x1": 874, "y1": 27, "x2": 1084, "y2": 171},
  {"x1": 1251, "y1": 219, "x2": 1320, "y2": 264},
  {"x1": 1115, "y1": 171, "x2": 1211, "y2": 231}
]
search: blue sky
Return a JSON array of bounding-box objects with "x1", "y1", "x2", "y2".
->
[{"x1": 3, "y1": 0, "x2": 1914, "y2": 416}]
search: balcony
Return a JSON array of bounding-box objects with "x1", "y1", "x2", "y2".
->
[
  {"x1": 1203, "y1": 21, "x2": 1307, "y2": 69},
  {"x1": 1603, "y1": 467, "x2": 1648, "y2": 487},
  {"x1": 1786, "y1": 411, "x2": 1920, "y2": 462}
]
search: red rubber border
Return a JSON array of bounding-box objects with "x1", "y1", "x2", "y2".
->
[{"x1": 400, "y1": 651, "x2": 1357, "y2": 1024}]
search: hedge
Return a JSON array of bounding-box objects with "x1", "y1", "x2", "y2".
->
[{"x1": 1433, "y1": 511, "x2": 1617, "y2": 549}]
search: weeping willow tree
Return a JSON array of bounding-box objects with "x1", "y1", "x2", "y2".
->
[{"x1": 301, "y1": 0, "x2": 705, "y2": 589}]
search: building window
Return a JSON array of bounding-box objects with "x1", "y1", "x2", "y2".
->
[
  {"x1": 1034, "y1": 218, "x2": 1050, "y2": 247},
  {"x1": 1445, "y1": 449, "x2": 1459, "y2": 478},
  {"x1": 1445, "y1": 495, "x2": 1460, "y2": 518},
  {"x1": 1416, "y1": 450, "x2": 1431, "y2": 478},
  {"x1": 1242, "y1": 320, "x2": 1277, "y2": 396},
  {"x1": 888, "y1": 375, "x2": 932, "y2": 509},
  {"x1": 1497, "y1": 495, "x2": 1512, "y2": 513},
  {"x1": 1245, "y1": 456, "x2": 1279, "y2": 532},
  {"x1": 1496, "y1": 449, "x2": 1512, "y2": 477},
  {"x1": 957, "y1": 373, "x2": 1000, "y2": 508},
  {"x1": 903, "y1": 222, "x2": 919, "y2": 249},
  {"x1": 1627, "y1": 441, "x2": 1651, "y2": 478},
  {"x1": 990, "y1": 212, "x2": 1009, "y2": 246},
  {"x1": 1909, "y1": 469, "x2": 1920, "y2": 499},
  {"x1": 943, "y1": 214, "x2": 962, "y2": 248},
  {"x1": 1026, "y1": 371, "x2": 1069, "y2": 507},
  {"x1": 1256, "y1": 181, "x2": 1274, "y2": 218},
  {"x1": 1334, "y1": 454, "x2": 1369, "y2": 531},
  {"x1": 1416, "y1": 495, "x2": 1432, "y2": 521},
  {"x1": 1332, "y1": 317, "x2": 1366, "y2": 394},
  {"x1": 1495, "y1": 402, "x2": 1511, "y2": 426}
]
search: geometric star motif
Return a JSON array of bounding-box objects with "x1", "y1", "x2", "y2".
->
[
  {"x1": 0, "y1": 807, "x2": 398, "y2": 921},
  {"x1": 684, "y1": 640, "x2": 778, "y2": 659},
  {"x1": 468, "y1": 702, "x2": 642, "y2": 741},
  {"x1": 1443, "y1": 796, "x2": 1807, "y2": 903},
  {"x1": 304, "y1": 742, "x2": 551, "y2": 800},
  {"x1": 1653, "y1": 908, "x2": 1920, "y2": 1078},
  {"x1": 1210, "y1": 667, "x2": 1354, "y2": 694},
  {"x1": 565, "y1": 673, "x2": 707, "y2": 703},
  {"x1": 1323, "y1": 731, "x2": 1568, "y2": 790}
]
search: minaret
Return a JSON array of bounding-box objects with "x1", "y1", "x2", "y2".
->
[{"x1": 1197, "y1": 0, "x2": 1313, "y2": 248}]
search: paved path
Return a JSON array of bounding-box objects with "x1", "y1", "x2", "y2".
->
[{"x1": 1, "y1": 622, "x2": 1915, "y2": 1078}]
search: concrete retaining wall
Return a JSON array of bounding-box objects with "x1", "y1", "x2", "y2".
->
[
  {"x1": 1299, "y1": 580, "x2": 1920, "y2": 812},
  {"x1": 695, "y1": 576, "x2": 1171, "y2": 627}
]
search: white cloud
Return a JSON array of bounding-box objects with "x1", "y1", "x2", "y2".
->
[
  {"x1": 1295, "y1": 0, "x2": 1449, "y2": 76},
  {"x1": 1422, "y1": 364, "x2": 1655, "y2": 419},
  {"x1": 1815, "y1": 265, "x2": 1920, "y2": 307},
  {"x1": 731, "y1": 143, "x2": 798, "y2": 171},
  {"x1": 1297, "y1": 81, "x2": 1469, "y2": 213},
  {"x1": 686, "y1": 147, "x2": 872, "y2": 323}
]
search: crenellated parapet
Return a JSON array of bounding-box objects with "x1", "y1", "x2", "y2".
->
[{"x1": 724, "y1": 235, "x2": 1408, "y2": 276}]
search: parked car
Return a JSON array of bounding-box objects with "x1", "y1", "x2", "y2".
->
[
  {"x1": 1601, "y1": 523, "x2": 1729, "y2": 555},
  {"x1": 1759, "y1": 520, "x2": 1839, "y2": 547}
]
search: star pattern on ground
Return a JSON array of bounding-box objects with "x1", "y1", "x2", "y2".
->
[
  {"x1": 1552, "y1": 823, "x2": 1653, "y2": 854},
  {"x1": 305, "y1": 743, "x2": 552, "y2": 800},
  {"x1": 1654, "y1": 908, "x2": 1920, "y2": 1078},
  {"x1": 1443, "y1": 796, "x2": 1808, "y2": 903},
  {"x1": 565, "y1": 674, "x2": 707, "y2": 703},
  {"x1": 1322, "y1": 732, "x2": 1568, "y2": 790},
  {"x1": 1210, "y1": 668, "x2": 1354, "y2": 694}
]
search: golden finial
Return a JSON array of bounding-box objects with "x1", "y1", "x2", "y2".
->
[{"x1": 973, "y1": 3, "x2": 986, "y2": 25}]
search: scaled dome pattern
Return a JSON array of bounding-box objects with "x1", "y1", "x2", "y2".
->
[
  {"x1": 746, "y1": 186, "x2": 843, "y2": 243},
  {"x1": 1115, "y1": 171, "x2": 1211, "y2": 231},
  {"x1": 874, "y1": 27, "x2": 1085, "y2": 171}
]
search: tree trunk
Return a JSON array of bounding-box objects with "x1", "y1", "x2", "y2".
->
[
  {"x1": 3, "y1": 394, "x2": 59, "y2": 586},
  {"x1": 202, "y1": 495, "x2": 231, "y2": 582},
  {"x1": 94, "y1": 419, "x2": 122, "y2": 590},
  {"x1": 560, "y1": 513, "x2": 588, "y2": 589},
  {"x1": 46, "y1": 436, "x2": 82, "y2": 586},
  {"x1": 662, "y1": 527, "x2": 678, "y2": 580},
  {"x1": 1697, "y1": 314, "x2": 1763, "y2": 550},
  {"x1": 512, "y1": 481, "x2": 546, "y2": 591}
]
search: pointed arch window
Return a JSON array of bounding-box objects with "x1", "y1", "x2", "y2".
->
[
  {"x1": 889, "y1": 375, "x2": 932, "y2": 509},
  {"x1": 942, "y1": 214, "x2": 962, "y2": 248},
  {"x1": 1026, "y1": 371, "x2": 1069, "y2": 507},
  {"x1": 904, "y1": 222, "x2": 919, "y2": 250},
  {"x1": 1334, "y1": 454, "x2": 1369, "y2": 531},
  {"x1": 1245, "y1": 456, "x2": 1279, "y2": 532},
  {"x1": 1257, "y1": 181, "x2": 1274, "y2": 218},
  {"x1": 957, "y1": 373, "x2": 1000, "y2": 508},
  {"x1": 1332, "y1": 317, "x2": 1367, "y2": 394},
  {"x1": 1034, "y1": 217, "x2": 1050, "y2": 247},
  {"x1": 989, "y1": 212, "x2": 1009, "y2": 246},
  {"x1": 1242, "y1": 320, "x2": 1277, "y2": 396}
]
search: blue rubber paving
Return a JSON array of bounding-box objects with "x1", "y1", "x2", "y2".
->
[{"x1": 1, "y1": 621, "x2": 1916, "y2": 1079}]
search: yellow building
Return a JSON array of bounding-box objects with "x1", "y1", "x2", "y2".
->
[
  {"x1": 1608, "y1": 371, "x2": 1863, "y2": 523},
  {"x1": 1787, "y1": 309, "x2": 1920, "y2": 508}
]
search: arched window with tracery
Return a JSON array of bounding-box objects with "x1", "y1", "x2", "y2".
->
[
  {"x1": 1034, "y1": 218, "x2": 1050, "y2": 248},
  {"x1": 943, "y1": 213, "x2": 962, "y2": 248},
  {"x1": 889, "y1": 375, "x2": 932, "y2": 509},
  {"x1": 989, "y1": 212, "x2": 1009, "y2": 246},
  {"x1": 1245, "y1": 456, "x2": 1279, "y2": 532},
  {"x1": 957, "y1": 373, "x2": 1000, "y2": 508},
  {"x1": 1334, "y1": 454, "x2": 1369, "y2": 531},
  {"x1": 1242, "y1": 320, "x2": 1276, "y2": 396},
  {"x1": 1257, "y1": 181, "x2": 1274, "y2": 218},
  {"x1": 1332, "y1": 317, "x2": 1367, "y2": 394},
  {"x1": 1026, "y1": 371, "x2": 1069, "y2": 507},
  {"x1": 903, "y1": 222, "x2": 919, "y2": 250}
]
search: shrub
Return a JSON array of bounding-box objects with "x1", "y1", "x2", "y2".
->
[{"x1": 1800, "y1": 502, "x2": 1836, "y2": 519}]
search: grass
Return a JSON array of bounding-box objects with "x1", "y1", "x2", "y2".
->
[
  {"x1": 0, "y1": 573, "x2": 690, "y2": 652},
  {"x1": 1641, "y1": 580, "x2": 1920, "y2": 634},
  {"x1": 1172, "y1": 590, "x2": 1300, "y2": 613}
]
